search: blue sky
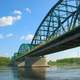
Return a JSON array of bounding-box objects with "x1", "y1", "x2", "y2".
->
[{"x1": 0, "y1": 0, "x2": 80, "y2": 60}]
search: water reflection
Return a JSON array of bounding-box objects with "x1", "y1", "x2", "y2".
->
[
  {"x1": 1, "y1": 66, "x2": 80, "y2": 80},
  {"x1": 12, "y1": 66, "x2": 80, "y2": 80},
  {"x1": 17, "y1": 67, "x2": 46, "y2": 80},
  {"x1": 0, "y1": 67, "x2": 18, "y2": 80},
  {"x1": 12, "y1": 67, "x2": 19, "y2": 80}
]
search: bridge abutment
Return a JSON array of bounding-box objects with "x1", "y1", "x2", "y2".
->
[
  {"x1": 25, "y1": 56, "x2": 48, "y2": 68},
  {"x1": 25, "y1": 57, "x2": 48, "y2": 67},
  {"x1": 17, "y1": 61, "x2": 25, "y2": 67},
  {"x1": 16, "y1": 56, "x2": 48, "y2": 67}
]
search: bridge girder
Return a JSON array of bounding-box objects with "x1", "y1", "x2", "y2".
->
[{"x1": 31, "y1": 0, "x2": 80, "y2": 46}]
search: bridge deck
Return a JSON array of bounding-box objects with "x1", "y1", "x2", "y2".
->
[{"x1": 16, "y1": 26, "x2": 80, "y2": 61}]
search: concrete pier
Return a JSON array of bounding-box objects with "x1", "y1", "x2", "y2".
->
[
  {"x1": 16, "y1": 56, "x2": 48, "y2": 67},
  {"x1": 25, "y1": 56, "x2": 48, "y2": 67},
  {"x1": 17, "y1": 61, "x2": 25, "y2": 67}
]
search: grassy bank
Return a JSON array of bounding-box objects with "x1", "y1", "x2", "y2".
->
[
  {"x1": 0, "y1": 57, "x2": 11, "y2": 66},
  {"x1": 48, "y1": 58, "x2": 80, "y2": 66}
]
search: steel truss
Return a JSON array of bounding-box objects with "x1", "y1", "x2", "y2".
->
[
  {"x1": 31, "y1": 0, "x2": 80, "y2": 46},
  {"x1": 14, "y1": 0, "x2": 80, "y2": 59}
]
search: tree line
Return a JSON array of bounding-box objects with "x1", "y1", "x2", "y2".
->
[
  {"x1": 48, "y1": 58, "x2": 80, "y2": 66},
  {"x1": 0, "y1": 57, "x2": 11, "y2": 66}
]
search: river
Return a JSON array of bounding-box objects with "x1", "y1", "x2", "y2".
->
[{"x1": 0, "y1": 66, "x2": 80, "y2": 80}]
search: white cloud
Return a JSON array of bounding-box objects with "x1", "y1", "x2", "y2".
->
[
  {"x1": 6, "y1": 33, "x2": 13, "y2": 38},
  {"x1": 0, "y1": 34, "x2": 4, "y2": 39},
  {"x1": 20, "y1": 34, "x2": 34, "y2": 43},
  {"x1": 0, "y1": 33, "x2": 14, "y2": 39},
  {"x1": 13, "y1": 10, "x2": 22, "y2": 15},
  {"x1": 26, "y1": 8, "x2": 32, "y2": 14},
  {"x1": 15, "y1": 15, "x2": 21, "y2": 20},
  {"x1": 0, "y1": 9, "x2": 22, "y2": 27},
  {"x1": 0, "y1": 15, "x2": 21, "y2": 27}
]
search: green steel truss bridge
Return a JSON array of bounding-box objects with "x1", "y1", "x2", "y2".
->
[{"x1": 13, "y1": 0, "x2": 80, "y2": 61}]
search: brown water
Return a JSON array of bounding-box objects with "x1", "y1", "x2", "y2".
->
[{"x1": 0, "y1": 66, "x2": 80, "y2": 80}]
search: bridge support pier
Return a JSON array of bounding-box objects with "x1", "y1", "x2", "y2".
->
[
  {"x1": 25, "y1": 56, "x2": 48, "y2": 68},
  {"x1": 16, "y1": 56, "x2": 48, "y2": 68},
  {"x1": 17, "y1": 61, "x2": 25, "y2": 67}
]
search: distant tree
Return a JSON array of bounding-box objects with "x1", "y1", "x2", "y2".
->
[
  {"x1": 48, "y1": 60, "x2": 56, "y2": 66},
  {"x1": 48, "y1": 58, "x2": 80, "y2": 66},
  {"x1": 0, "y1": 57, "x2": 11, "y2": 66}
]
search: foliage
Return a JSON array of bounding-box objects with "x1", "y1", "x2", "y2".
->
[
  {"x1": 0, "y1": 57, "x2": 11, "y2": 66},
  {"x1": 48, "y1": 58, "x2": 80, "y2": 66},
  {"x1": 48, "y1": 60, "x2": 56, "y2": 66}
]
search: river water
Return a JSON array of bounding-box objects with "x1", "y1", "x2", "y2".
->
[{"x1": 0, "y1": 66, "x2": 80, "y2": 80}]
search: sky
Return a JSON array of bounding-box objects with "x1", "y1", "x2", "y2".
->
[{"x1": 0, "y1": 0, "x2": 80, "y2": 60}]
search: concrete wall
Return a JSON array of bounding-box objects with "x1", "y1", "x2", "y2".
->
[
  {"x1": 16, "y1": 56, "x2": 48, "y2": 68},
  {"x1": 17, "y1": 61, "x2": 25, "y2": 67},
  {"x1": 25, "y1": 56, "x2": 48, "y2": 67}
]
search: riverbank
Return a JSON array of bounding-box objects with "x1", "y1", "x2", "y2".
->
[{"x1": 48, "y1": 57, "x2": 80, "y2": 67}]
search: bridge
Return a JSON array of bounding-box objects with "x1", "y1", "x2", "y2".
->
[{"x1": 12, "y1": 0, "x2": 80, "y2": 67}]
